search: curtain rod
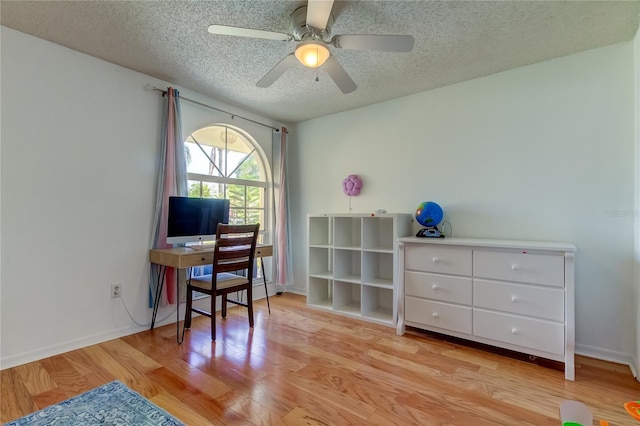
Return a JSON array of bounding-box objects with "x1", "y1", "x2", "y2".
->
[{"x1": 153, "y1": 87, "x2": 281, "y2": 132}]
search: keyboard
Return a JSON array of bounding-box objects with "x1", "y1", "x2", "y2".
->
[{"x1": 187, "y1": 243, "x2": 216, "y2": 251}]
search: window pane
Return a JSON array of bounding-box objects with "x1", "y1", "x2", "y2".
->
[
  {"x1": 246, "y1": 186, "x2": 263, "y2": 208},
  {"x1": 187, "y1": 180, "x2": 225, "y2": 198},
  {"x1": 229, "y1": 208, "x2": 245, "y2": 225},
  {"x1": 246, "y1": 209, "x2": 263, "y2": 225},
  {"x1": 184, "y1": 140, "x2": 223, "y2": 177},
  {"x1": 225, "y1": 129, "x2": 261, "y2": 181},
  {"x1": 185, "y1": 125, "x2": 266, "y2": 183},
  {"x1": 207, "y1": 182, "x2": 226, "y2": 199},
  {"x1": 229, "y1": 153, "x2": 262, "y2": 182},
  {"x1": 227, "y1": 184, "x2": 246, "y2": 208},
  {"x1": 187, "y1": 180, "x2": 202, "y2": 197}
]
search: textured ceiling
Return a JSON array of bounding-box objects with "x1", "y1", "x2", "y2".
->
[{"x1": 2, "y1": 1, "x2": 639, "y2": 123}]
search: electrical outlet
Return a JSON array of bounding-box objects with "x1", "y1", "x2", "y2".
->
[{"x1": 111, "y1": 283, "x2": 122, "y2": 298}]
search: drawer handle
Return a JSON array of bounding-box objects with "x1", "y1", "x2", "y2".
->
[
  {"x1": 511, "y1": 328, "x2": 519, "y2": 335},
  {"x1": 201, "y1": 257, "x2": 206, "y2": 261},
  {"x1": 511, "y1": 296, "x2": 519, "y2": 303},
  {"x1": 432, "y1": 256, "x2": 439, "y2": 264},
  {"x1": 432, "y1": 284, "x2": 439, "y2": 290},
  {"x1": 432, "y1": 312, "x2": 439, "y2": 318},
  {"x1": 511, "y1": 264, "x2": 519, "y2": 271}
]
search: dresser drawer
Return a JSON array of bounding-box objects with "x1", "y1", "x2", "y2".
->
[
  {"x1": 405, "y1": 297, "x2": 472, "y2": 334},
  {"x1": 405, "y1": 245, "x2": 472, "y2": 276},
  {"x1": 405, "y1": 271, "x2": 472, "y2": 305},
  {"x1": 474, "y1": 279, "x2": 564, "y2": 321},
  {"x1": 473, "y1": 309, "x2": 564, "y2": 355},
  {"x1": 473, "y1": 250, "x2": 564, "y2": 287}
]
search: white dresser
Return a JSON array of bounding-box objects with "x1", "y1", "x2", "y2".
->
[{"x1": 397, "y1": 237, "x2": 576, "y2": 380}]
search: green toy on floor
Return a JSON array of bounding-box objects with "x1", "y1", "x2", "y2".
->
[{"x1": 561, "y1": 399, "x2": 640, "y2": 425}]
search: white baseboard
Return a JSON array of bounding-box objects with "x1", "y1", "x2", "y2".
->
[
  {"x1": 575, "y1": 343, "x2": 638, "y2": 378},
  {"x1": 0, "y1": 324, "x2": 148, "y2": 370},
  {"x1": 0, "y1": 285, "x2": 275, "y2": 371},
  {"x1": 283, "y1": 284, "x2": 306, "y2": 295}
]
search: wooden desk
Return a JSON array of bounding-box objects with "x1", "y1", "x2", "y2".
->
[
  {"x1": 150, "y1": 245, "x2": 273, "y2": 269},
  {"x1": 149, "y1": 244, "x2": 273, "y2": 337}
]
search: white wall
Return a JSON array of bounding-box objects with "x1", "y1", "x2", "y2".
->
[
  {"x1": 0, "y1": 27, "x2": 280, "y2": 368},
  {"x1": 289, "y1": 42, "x2": 637, "y2": 365},
  {"x1": 635, "y1": 26, "x2": 640, "y2": 379}
]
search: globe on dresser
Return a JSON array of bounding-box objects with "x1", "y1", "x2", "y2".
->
[{"x1": 415, "y1": 201, "x2": 444, "y2": 238}]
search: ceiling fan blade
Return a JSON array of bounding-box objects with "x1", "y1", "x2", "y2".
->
[
  {"x1": 323, "y1": 56, "x2": 356, "y2": 94},
  {"x1": 256, "y1": 53, "x2": 298, "y2": 88},
  {"x1": 332, "y1": 34, "x2": 415, "y2": 52},
  {"x1": 208, "y1": 25, "x2": 292, "y2": 41},
  {"x1": 306, "y1": 0, "x2": 334, "y2": 30}
]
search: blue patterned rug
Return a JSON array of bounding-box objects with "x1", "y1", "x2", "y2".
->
[{"x1": 4, "y1": 380, "x2": 185, "y2": 426}]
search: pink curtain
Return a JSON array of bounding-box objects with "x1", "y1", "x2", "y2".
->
[
  {"x1": 160, "y1": 89, "x2": 177, "y2": 304},
  {"x1": 275, "y1": 127, "x2": 289, "y2": 289},
  {"x1": 150, "y1": 87, "x2": 187, "y2": 307}
]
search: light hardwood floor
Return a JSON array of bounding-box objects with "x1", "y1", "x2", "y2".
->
[{"x1": 2, "y1": 293, "x2": 639, "y2": 425}]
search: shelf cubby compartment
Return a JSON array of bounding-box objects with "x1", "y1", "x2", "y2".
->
[
  {"x1": 308, "y1": 247, "x2": 332, "y2": 278},
  {"x1": 308, "y1": 277, "x2": 333, "y2": 309},
  {"x1": 361, "y1": 251, "x2": 394, "y2": 288},
  {"x1": 334, "y1": 216, "x2": 362, "y2": 249},
  {"x1": 333, "y1": 280, "x2": 361, "y2": 315},
  {"x1": 309, "y1": 216, "x2": 331, "y2": 246},
  {"x1": 362, "y1": 216, "x2": 394, "y2": 251},
  {"x1": 362, "y1": 286, "x2": 393, "y2": 324},
  {"x1": 334, "y1": 249, "x2": 361, "y2": 283}
]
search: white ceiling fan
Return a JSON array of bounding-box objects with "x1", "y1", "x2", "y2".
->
[{"x1": 208, "y1": 0, "x2": 415, "y2": 94}]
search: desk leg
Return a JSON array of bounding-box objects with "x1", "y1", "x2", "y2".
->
[
  {"x1": 176, "y1": 272, "x2": 181, "y2": 343},
  {"x1": 176, "y1": 269, "x2": 188, "y2": 344},
  {"x1": 262, "y1": 260, "x2": 270, "y2": 314},
  {"x1": 150, "y1": 265, "x2": 166, "y2": 330}
]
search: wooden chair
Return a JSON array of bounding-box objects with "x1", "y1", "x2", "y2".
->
[{"x1": 184, "y1": 223, "x2": 260, "y2": 340}]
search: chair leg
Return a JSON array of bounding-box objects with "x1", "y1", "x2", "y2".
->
[
  {"x1": 184, "y1": 285, "x2": 193, "y2": 329},
  {"x1": 211, "y1": 291, "x2": 216, "y2": 341},
  {"x1": 247, "y1": 285, "x2": 254, "y2": 328},
  {"x1": 221, "y1": 292, "x2": 227, "y2": 318}
]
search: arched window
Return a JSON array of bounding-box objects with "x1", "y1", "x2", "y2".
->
[
  {"x1": 184, "y1": 124, "x2": 270, "y2": 245},
  {"x1": 184, "y1": 124, "x2": 271, "y2": 281}
]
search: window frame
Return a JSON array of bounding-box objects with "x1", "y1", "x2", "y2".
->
[{"x1": 184, "y1": 124, "x2": 272, "y2": 284}]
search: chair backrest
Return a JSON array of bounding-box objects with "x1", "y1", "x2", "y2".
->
[{"x1": 213, "y1": 223, "x2": 260, "y2": 277}]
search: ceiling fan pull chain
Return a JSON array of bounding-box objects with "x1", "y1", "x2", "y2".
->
[{"x1": 315, "y1": 44, "x2": 320, "y2": 82}]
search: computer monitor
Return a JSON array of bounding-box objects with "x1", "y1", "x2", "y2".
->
[{"x1": 166, "y1": 197, "x2": 230, "y2": 245}]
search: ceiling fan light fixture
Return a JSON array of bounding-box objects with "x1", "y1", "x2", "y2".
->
[{"x1": 294, "y1": 40, "x2": 330, "y2": 68}]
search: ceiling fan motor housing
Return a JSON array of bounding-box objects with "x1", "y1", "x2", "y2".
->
[
  {"x1": 209, "y1": 1, "x2": 413, "y2": 94},
  {"x1": 291, "y1": 6, "x2": 333, "y2": 41}
]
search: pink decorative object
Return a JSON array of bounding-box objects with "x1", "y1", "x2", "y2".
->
[{"x1": 342, "y1": 174, "x2": 363, "y2": 196}]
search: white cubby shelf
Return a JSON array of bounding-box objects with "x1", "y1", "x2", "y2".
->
[{"x1": 307, "y1": 214, "x2": 412, "y2": 327}]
